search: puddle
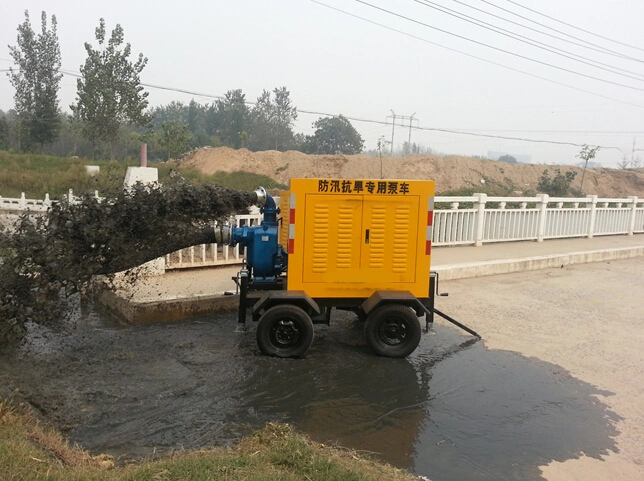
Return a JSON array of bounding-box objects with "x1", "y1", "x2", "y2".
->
[{"x1": 0, "y1": 305, "x2": 619, "y2": 481}]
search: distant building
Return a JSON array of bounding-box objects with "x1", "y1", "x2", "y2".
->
[{"x1": 487, "y1": 151, "x2": 533, "y2": 163}]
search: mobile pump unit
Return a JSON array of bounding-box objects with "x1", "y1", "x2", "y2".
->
[{"x1": 229, "y1": 178, "x2": 479, "y2": 359}]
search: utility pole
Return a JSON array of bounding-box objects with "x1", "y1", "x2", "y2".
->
[
  {"x1": 386, "y1": 111, "x2": 419, "y2": 155},
  {"x1": 389, "y1": 110, "x2": 396, "y2": 154},
  {"x1": 408, "y1": 112, "x2": 416, "y2": 147}
]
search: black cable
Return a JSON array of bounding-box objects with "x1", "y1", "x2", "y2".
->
[
  {"x1": 504, "y1": 0, "x2": 644, "y2": 53},
  {"x1": 433, "y1": 129, "x2": 644, "y2": 134},
  {"x1": 310, "y1": 1, "x2": 644, "y2": 110},
  {"x1": 482, "y1": 0, "x2": 644, "y2": 61},
  {"x1": 353, "y1": 0, "x2": 644, "y2": 92},
  {"x1": 450, "y1": 0, "x2": 644, "y2": 62},
  {"x1": 2, "y1": 62, "x2": 637, "y2": 152},
  {"x1": 12, "y1": 68, "x2": 633, "y2": 152},
  {"x1": 412, "y1": 0, "x2": 644, "y2": 80}
]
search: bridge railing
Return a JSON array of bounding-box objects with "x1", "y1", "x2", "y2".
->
[
  {"x1": 2, "y1": 192, "x2": 642, "y2": 270},
  {"x1": 433, "y1": 194, "x2": 643, "y2": 246},
  {"x1": 0, "y1": 190, "x2": 100, "y2": 213}
]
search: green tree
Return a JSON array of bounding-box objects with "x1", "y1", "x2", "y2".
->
[
  {"x1": 158, "y1": 121, "x2": 192, "y2": 160},
  {"x1": 538, "y1": 168, "x2": 577, "y2": 197},
  {"x1": 150, "y1": 101, "x2": 188, "y2": 130},
  {"x1": 0, "y1": 114, "x2": 9, "y2": 150},
  {"x1": 71, "y1": 18, "x2": 150, "y2": 159},
  {"x1": 248, "y1": 89, "x2": 274, "y2": 151},
  {"x1": 576, "y1": 144, "x2": 600, "y2": 193},
  {"x1": 187, "y1": 99, "x2": 207, "y2": 135},
  {"x1": 307, "y1": 115, "x2": 364, "y2": 155},
  {"x1": 247, "y1": 87, "x2": 298, "y2": 151},
  {"x1": 213, "y1": 89, "x2": 249, "y2": 149},
  {"x1": 272, "y1": 87, "x2": 297, "y2": 150},
  {"x1": 7, "y1": 10, "x2": 62, "y2": 151},
  {"x1": 498, "y1": 154, "x2": 517, "y2": 163}
]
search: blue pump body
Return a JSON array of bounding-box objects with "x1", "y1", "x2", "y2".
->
[{"x1": 231, "y1": 190, "x2": 285, "y2": 283}]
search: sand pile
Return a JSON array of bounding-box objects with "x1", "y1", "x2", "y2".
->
[{"x1": 180, "y1": 146, "x2": 644, "y2": 197}]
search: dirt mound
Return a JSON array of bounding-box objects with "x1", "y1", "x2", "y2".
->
[{"x1": 180, "y1": 147, "x2": 644, "y2": 197}]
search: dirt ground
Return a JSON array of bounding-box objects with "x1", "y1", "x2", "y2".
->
[
  {"x1": 441, "y1": 258, "x2": 644, "y2": 481},
  {"x1": 178, "y1": 147, "x2": 644, "y2": 197}
]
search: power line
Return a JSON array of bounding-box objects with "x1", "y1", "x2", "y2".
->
[
  {"x1": 353, "y1": 0, "x2": 644, "y2": 92},
  {"x1": 17, "y1": 68, "x2": 633, "y2": 152},
  {"x1": 450, "y1": 0, "x2": 644, "y2": 63},
  {"x1": 433, "y1": 129, "x2": 644, "y2": 134},
  {"x1": 1, "y1": 62, "x2": 636, "y2": 153},
  {"x1": 310, "y1": 0, "x2": 644, "y2": 109},
  {"x1": 411, "y1": 0, "x2": 644, "y2": 81},
  {"x1": 503, "y1": 0, "x2": 644, "y2": 53}
]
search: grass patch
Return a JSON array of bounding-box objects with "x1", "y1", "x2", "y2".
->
[
  {"x1": 0, "y1": 399, "x2": 417, "y2": 481},
  {"x1": 0, "y1": 152, "x2": 286, "y2": 199},
  {"x1": 167, "y1": 167, "x2": 287, "y2": 192}
]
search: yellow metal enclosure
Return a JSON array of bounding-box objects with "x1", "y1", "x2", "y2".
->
[{"x1": 284, "y1": 178, "x2": 435, "y2": 299}]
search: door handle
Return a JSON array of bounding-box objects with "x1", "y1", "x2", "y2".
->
[{"x1": 365, "y1": 229, "x2": 370, "y2": 244}]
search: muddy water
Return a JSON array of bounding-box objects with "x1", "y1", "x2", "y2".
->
[{"x1": 0, "y1": 305, "x2": 618, "y2": 481}]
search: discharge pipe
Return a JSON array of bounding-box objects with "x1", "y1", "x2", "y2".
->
[
  {"x1": 204, "y1": 186, "x2": 275, "y2": 246},
  {"x1": 120, "y1": 186, "x2": 272, "y2": 265}
]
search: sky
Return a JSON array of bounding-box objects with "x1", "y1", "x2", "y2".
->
[{"x1": 2, "y1": 0, "x2": 644, "y2": 168}]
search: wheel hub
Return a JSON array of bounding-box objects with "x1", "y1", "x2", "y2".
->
[
  {"x1": 272, "y1": 320, "x2": 300, "y2": 346},
  {"x1": 380, "y1": 319, "x2": 407, "y2": 346}
]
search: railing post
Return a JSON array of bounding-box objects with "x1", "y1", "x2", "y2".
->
[
  {"x1": 537, "y1": 193, "x2": 549, "y2": 242},
  {"x1": 19, "y1": 192, "x2": 26, "y2": 209},
  {"x1": 587, "y1": 195, "x2": 598, "y2": 238},
  {"x1": 627, "y1": 196, "x2": 638, "y2": 236},
  {"x1": 474, "y1": 193, "x2": 487, "y2": 246}
]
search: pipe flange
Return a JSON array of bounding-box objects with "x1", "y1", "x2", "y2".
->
[{"x1": 253, "y1": 186, "x2": 268, "y2": 207}]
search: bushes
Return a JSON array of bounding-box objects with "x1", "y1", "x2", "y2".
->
[{"x1": 537, "y1": 168, "x2": 577, "y2": 197}]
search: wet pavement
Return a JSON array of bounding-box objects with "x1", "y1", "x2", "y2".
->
[{"x1": 0, "y1": 301, "x2": 619, "y2": 481}]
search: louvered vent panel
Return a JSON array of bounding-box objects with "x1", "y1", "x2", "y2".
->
[
  {"x1": 393, "y1": 205, "x2": 411, "y2": 273},
  {"x1": 336, "y1": 205, "x2": 354, "y2": 268},
  {"x1": 369, "y1": 205, "x2": 386, "y2": 268},
  {"x1": 312, "y1": 203, "x2": 329, "y2": 273}
]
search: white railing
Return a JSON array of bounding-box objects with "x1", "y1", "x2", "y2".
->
[
  {"x1": 0, "y1": 190, "x2": 100, "y2": 212},
  {"x1": 0, "y1": 192, "x2": 52, "y2": 212},
  {"x1": 432, "y1": 194, "x2": 643, "y2": 246},
  {"x1": 2, "y1": 192, "x2": 643, "y2": 270}
]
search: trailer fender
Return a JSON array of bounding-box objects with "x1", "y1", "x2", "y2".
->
[
  {"x1": 252, "y1": 290, "x2": 322, "y2": 319},
  {"x1": 361, "y1": 290, "x2": 431, "y2": 319}
]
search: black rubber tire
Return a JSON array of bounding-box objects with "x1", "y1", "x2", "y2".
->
[
  {"x1": 364, "y1": 304, "x2": 421, "y2": 358},
  {"x1": 256, "y1": 305, "x2": 314, "y2": 358}
]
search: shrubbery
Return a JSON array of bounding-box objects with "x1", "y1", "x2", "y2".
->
[{"x1": 538, "y1": 168, "x2": 577, "y2": 197}]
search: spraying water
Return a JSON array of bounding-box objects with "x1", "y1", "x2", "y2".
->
[{"x1": 0, "y1": 180, "x2": 253, "y2": 345}]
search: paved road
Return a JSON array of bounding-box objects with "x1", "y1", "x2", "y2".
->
[{"x1": 439, "y1": 257, "x2": 644, "y2": 481}]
